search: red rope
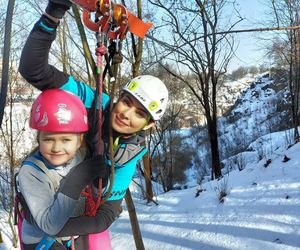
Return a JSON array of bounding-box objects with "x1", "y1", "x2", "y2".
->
[
  {"x1": 82, "y1": 178, "x2": 103, "y2": 216},
  {"x1": 96, "y1": 44, "x2": 107, "y2": 156},
  {"x1": 81, "y1": 44, "x2": 107, "y2": 217}
]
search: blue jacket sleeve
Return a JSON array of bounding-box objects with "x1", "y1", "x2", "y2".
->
[{"x1": 60, "y1": 76, "x2": 110, "y2": 110}]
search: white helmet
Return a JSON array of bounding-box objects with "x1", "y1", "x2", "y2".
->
[{"x1": 122, "y1": 75, "x2": 168, "y2": 120}]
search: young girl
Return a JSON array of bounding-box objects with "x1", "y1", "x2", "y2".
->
[
  {"x1": 18, "y1": 0, "x2": 169, "y2": 249},
  {"x1": 17, "y1": 89, "x2": 108, "y2": 250}
]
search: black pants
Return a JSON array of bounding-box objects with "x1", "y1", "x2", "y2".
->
[{"x1": 23, "y1": 235, "x2": 89, "y2": 250}]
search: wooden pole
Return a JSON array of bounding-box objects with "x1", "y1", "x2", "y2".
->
[{"x1": 124, "y1": 189, "x2": 145, "y2": 250}]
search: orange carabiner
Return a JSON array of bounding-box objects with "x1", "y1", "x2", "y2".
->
[
  {"x1": 82, "y1": 0, "x2": 112, "y2": 33},
  {"x1": 108, "y1": 3, "x2": 128, "y2": 40}
]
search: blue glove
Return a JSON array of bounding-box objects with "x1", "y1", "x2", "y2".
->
[{"x1": 45, "y1": 0, "x2": 73, "y2": 19}]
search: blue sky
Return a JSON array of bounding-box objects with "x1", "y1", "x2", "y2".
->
[{"x1": 228, "y1": 0, "x2": 272, "y2": 72}]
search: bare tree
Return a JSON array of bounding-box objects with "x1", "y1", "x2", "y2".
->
[
  {"x1": 145, "y1": 66, "x2": 188, "y2": 191},
  {"x1": 0, "y1": 0, "x2": 15, "y2": 128},
  {"x1": 0, "y1": 0, "x2": 19, "y2": 247},
  {"x1": 148, "y1": 0, "x2": 241, "y2": 179},
  {"x1": 0, "y1": 56, "x2": 33, "y2": 249},
  {"x1": 269, "y1": 0, "x2": 300, "y2": 143}
]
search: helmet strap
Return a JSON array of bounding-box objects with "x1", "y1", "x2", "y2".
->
[
  {"x1": 142, "y1": 115, "x2": 154, "y2": 131},
  {"x1": 113, "y1": 136, "x2": 121, "y2": 152}
]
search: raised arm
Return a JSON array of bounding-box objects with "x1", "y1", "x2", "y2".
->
[
  {"x1": 19, "y1": 13, "x2": 68, "y2": 91},
  {"x1": 19, "y1": 1, "x2": 72, "y2": 90}
]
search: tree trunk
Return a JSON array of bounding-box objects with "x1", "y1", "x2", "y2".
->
[
  {"x1": 58, "y1": 20, "x2": 68, "y2": 74},
  {"x1": 123, "y1": 0, "x2": 148, "y2": 247},
  {"x1": 207, "y1": 116, "x2": 222, "y2": 179},
  {"x1": 124, "y1": 189, "x2": 145, "y2": 250},
  {"x1": 0, "y1": 0, "x2": 15, "y2": 127},
  {"x1": 0, "y1": 0, "x2": 18, "y2": 246},
  {"x1": 8, "y1": 62, "x2": 18, "y2": 248},
  {"x1": 288, "y1": 30, "x2": 300, "y2": 144},
  {"x1": 143, "y1": 153, "x2": 153, "y2": 201},
  {"x1": 72, "y1": 5, "x2": 97, "y2": 85},
  {"x1": 292, "y1": 29, "x2": 300, "y2": 143},
  {"x1": 128, "y1": 0, "x2": 154, "y2": 200},
  {"x1": 131, "y1": 0, "x2": 154, "y2": 203}
]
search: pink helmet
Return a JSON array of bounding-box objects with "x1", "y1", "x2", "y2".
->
[{"x1": 30, "y1": 89, "x2": 88, "y2": 132}]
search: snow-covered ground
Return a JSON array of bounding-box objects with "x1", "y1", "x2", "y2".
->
[
  {"x1": 109, "y1": 132, "x2": 300, "y2": 250},
  {"x1": 1, "y1": 129, "x2": 300, "y2": 250}
]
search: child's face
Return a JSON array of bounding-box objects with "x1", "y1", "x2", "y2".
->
[
  {"x1": 111, "y1": 94, "x2": 154, "y2": 134},
  {"x1": 38, "y1": 132, "x2": 82, "y2": 166}
]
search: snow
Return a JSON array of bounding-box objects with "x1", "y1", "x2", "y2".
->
[{"x1": 108, "y1": 136, "x2": 300, "y2": 249}]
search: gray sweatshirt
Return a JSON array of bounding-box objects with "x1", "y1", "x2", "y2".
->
[{"x1": 18, "y1": 152, "x2": 84, "y2": 244}]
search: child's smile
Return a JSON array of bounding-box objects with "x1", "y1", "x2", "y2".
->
[{"x1": 38, "y1": 132, "x2": 82, "y2": 166}]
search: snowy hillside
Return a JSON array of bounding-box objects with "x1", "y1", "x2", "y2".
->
[
  {"x1": 218, "y1": 74, "x2": 289, "y2": 151},
  {"x1": 217, "y1": 74, "x2": 256, "y2": 115},
  {"x1": 1, "y1": 130, "x2": 300, "y2": 249},
  {"x1": 183, "y1": 73, "x2": 291, "y2": 182}
]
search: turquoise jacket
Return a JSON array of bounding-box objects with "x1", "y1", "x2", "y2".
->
[{"x1": 60, "y1": 77, "x2": 147, "y2": 200}]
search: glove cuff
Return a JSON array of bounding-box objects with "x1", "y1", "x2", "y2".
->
[
  {"x1": 45, "y1": 2, "x2": 70, "y2": 19},
  {"x1": 40, "y1": 14, "x2": 60, "y2": 29}
]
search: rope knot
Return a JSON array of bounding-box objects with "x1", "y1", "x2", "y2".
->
[
  {"x1": 96, "y1": 45, "x2": 108, "y2": 56},
  {"x1": 81, "y1": 179, "x2": 103, "y2": 217}
]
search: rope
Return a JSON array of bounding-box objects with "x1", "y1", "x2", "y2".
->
[
  {"x1": 71, "y1": 237, "x2": 75, "y2": 250},
  {"x1": 80, "y1": 0, "x2": 125, "y2": 220},
  {"x1": 82, "y1": 178, "x2": 103, "y2": 216},
  {"x1": 100, "y1": 40, "x2": 123, "y2": 204},
  {"x1": 81, "y1": 37, "x2": 107, "y2": 219},
  {"x1": 95, "y1": 42, "x2": 107, "y2": 155},
  {"x1": 80, "y1": 10, "x2": 108, "y2": 233}
]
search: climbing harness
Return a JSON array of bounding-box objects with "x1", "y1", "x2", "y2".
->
[{"x1": 14, "y1": 157, "x2": 63, "y2": 250}]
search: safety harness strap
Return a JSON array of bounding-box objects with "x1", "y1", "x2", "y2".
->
[{"x1": 25, "y1": 156, "x2": 60, "y2": 191}]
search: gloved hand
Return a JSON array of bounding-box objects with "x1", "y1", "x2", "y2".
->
[
  {"x1": 45, "y1": 0, "x2": 73, "y2": 19},
  {"x1": 59, "y1": 155, "x2": 109, "y2": 200}
]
